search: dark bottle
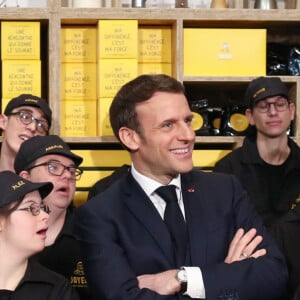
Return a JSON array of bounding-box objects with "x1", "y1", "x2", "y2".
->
[{"x1": 190, "y1": 99, "x2": 212, "y2": 136}]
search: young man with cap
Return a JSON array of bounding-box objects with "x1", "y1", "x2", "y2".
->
[
  {"x1": 0, "y1": 93, "x2": 52, "y2": 172},
  {"x1": 214, "y1": 76, "x2": 300, "y2": 228},
  {"x1": 0, "y1": 170, "x2": 79, "y2": 299},
  {"x1": 14, "y1": 134, "x2": 90, "y2": 300}
]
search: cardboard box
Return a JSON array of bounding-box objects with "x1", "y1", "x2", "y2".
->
[
  {"x1": 61, "y1": 26, "x2": 97, "y2": 62},
  {"x1": 2, "y1": 60, "x2": 41, "y2": 98},
  {"x1": 61, "y1": 99, "x2": 97, "y2": 137},
  {"x1": 138, "y1": 26, "x2": 172, "y2": 63},
  {"x1": 61, "y1": 63, "x2": 97, "y2": 100},
  {"x1": 1, "y1": 21, "x2": 40, "y2": 60},
  {"x1": 98, "y1": 20, "x2": 138, "y2": 59},
  {"x1": 184, "y1": 28, "x2": 266, "y2": 76},
  {"x1": 138, "y1": 63, "x2": 172, "y2": 76},
  {"x1": 98, "y1": 98, "x2": 114, "y2": 136},
  {"x1": 98, "y1": 59, "x2": 137, "y2": 97}
]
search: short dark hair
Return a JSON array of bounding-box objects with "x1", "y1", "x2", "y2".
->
[{"x1": 109, "y1": 74, "x2": 185, "y2": 146}]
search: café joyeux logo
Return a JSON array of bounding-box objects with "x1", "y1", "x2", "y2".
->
[{"x1": 218, "y1": 42, "x2": 232, "y2": 60}]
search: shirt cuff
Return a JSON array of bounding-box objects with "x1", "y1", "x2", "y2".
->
[{"x1": 183, "y1": 266, "x2": 205, "y2": 299}]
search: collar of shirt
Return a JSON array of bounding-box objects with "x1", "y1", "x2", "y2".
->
[{"x1": 131, "y1": 164, "x2": 185, "y2": 219}]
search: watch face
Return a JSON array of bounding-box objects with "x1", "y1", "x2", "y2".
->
[{"x1": 177, "y1": 269, "x2": 187, "y2": 282}]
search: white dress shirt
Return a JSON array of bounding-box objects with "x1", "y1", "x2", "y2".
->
[{"x1": 131, "y1": 164, "x2": 205, "y2": 299}]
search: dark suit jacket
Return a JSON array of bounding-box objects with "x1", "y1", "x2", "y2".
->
[
  {"x1": 74, "y1": 169, "x2": 288, "y2": 300},
  {"x1": 270, "y1": 204, "x2": 300, "y2": 299}
]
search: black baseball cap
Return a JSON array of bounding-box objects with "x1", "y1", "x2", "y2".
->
[
  {"x1": 0, "y1": 170, "x2": 53, "y2": 208},
  {"x1": 245, "y1": 77, "x2": 289, "y2": 107},
  {"x1": 14, "y1": 135, "x2": 83, "y2": 174},
  {"x1": 4, "y1": 94, "x2": 52, "y2": 128}
]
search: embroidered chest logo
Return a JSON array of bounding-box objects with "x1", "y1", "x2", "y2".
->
[{"x1": 70, "y1": 261, "x2": 88, "y2": 288}]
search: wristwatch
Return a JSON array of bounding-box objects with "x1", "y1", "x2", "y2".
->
[{"x1": 176, "y1": 267, "x2": 188, "y2": 293}]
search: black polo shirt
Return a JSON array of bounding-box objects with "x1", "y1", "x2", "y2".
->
[
  {"x1": 0, "y1": 259, "x2": 79, "y2": 300},
  {"x1": 32, "y1": 206, "x2": 90, "y2": 300}
]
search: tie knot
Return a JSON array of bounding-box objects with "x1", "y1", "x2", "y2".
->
[{"x1": 156, "y1": 185, "x2": 177, "y2": 204}]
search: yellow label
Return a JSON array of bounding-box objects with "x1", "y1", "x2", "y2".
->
[
  {"x1": 212, "y1": 117, "x2": 221, "y2": 129},
  {"x1": 192, "y1": 112, "x2": 204, "y2": 131},
  {"x1": 229, "y1": 113, "x2": 249, "y2": 132}
]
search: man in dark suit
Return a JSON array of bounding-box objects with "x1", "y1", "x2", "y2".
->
[{"x1": 74, "y1": 74, "x2": 288, "y2": 300}]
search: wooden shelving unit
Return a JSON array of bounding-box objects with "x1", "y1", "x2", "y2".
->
[{"x1": 2, "y1": 0, "x2": 300, "y2": 150}]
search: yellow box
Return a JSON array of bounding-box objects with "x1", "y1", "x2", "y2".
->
[
  {"x1": 98, "y1": 20, "x2": 138, "y2": 59},
  {"x1": 1, "y1": 21, "x2": 40, "y2": 60},
  {"x1": 138, "y1": 63, "x2": 172, "y2": 76},
  {"x1": 98, "y1": 98, "x2": 114, "y2": 136},
  {"x1": 61, "y1": 63, "x2": 97, "y2": 100},
  {"x1": 138, "y1": 26, "x2": 172, "y2": 63},
  {"x1": 98, "y1": 59, "x2": 137, "y2": 98},
  {"x1": 1, "y1": 98, "x2": 10, "y2": 113},
  {"x1": 72, "y1": 149, "x2": 131, "y2": 167},
  {"x1": 61, "y1": 26, "x2": 97, "y2": 63},
  {"x1": 2, "y1": 60, "x2": 41, "y2": 98},
  {"x1": 184, "y1": 29, "x2": 266, "y2": 76},
  {"x1": 192, "y1": 149, "x2": 231, "y2": 169},
  {"x1": 61, "y1": 99, "x2": 97, "y2": 137}
]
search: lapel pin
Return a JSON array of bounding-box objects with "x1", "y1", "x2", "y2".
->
[{"x1": 188, "y1": 188, "x2": 194, "y2": 192}]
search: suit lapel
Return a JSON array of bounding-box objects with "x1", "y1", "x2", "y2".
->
[
  {"x1": 123, "y1": 174, "x2": 175, "y2": 266},
  {"x1": 181, "y1": 172, "x2": 208, "y2": 266}
]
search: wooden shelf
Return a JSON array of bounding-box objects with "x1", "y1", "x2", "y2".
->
[{"x1": 2, "y1": 1, "x2": 300, "y2": 149}]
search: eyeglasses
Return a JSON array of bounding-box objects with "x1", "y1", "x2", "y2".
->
[
  {"x1": 254, "y1": 99, "x2": 290, "y2": 113},
  {"x1": 27, "y1": 160, "x2": 83, "y2": 181},
  {"x1": 8, "y1": 110, "x2": 49, "y2": 134},
  {"x1": 15, "y1": 202, "x2": 51, "y2": 216}
]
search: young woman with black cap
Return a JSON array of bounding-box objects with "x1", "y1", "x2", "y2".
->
[{"x1": 0, "y1": 171, "x2": 79, "y2": 300}]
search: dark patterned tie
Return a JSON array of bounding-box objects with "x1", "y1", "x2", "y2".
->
[{"x1": 156, "y1": 185, "x2": 187, "y2": 266}]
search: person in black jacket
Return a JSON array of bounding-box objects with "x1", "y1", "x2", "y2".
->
[
  {"x1": 214, "y1": 76, "x2": 300, "y2": 228},
  {"x1": 0, "y1": 170, "x2": 79, "y2": 300},
  {"x1": 270, "y1": 203, "x2": 300, "y2": 300},
  {"x1": 14, "y1": 135, "x2": 90, "y2": 300}
]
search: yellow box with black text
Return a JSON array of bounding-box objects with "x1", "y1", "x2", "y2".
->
[
  {"x1": 138, "y1": 26, "x2": 172, "y2": 63},
  {"x1": 1, "y1": 21, "x2": 40, "y2": 60},
  {"x1": 61, "y1": 63, "x2": 97, "y2": 100},
  {"x1": 61, "y1": 99, "x2": 97, "y2": 137},
  {"x1": 98, "y1": 20, "x2": 138, "y2": 59},
  {"x1": 98, "y1": 59, "x2": 137, "y2": 98},
  {"x1": 184, "y1": 28, "x2": 266, "y2": 76},
  {"x1": 2, "y1": 60, "x2": 41, "y2": 98},
  {"x1": 61, "y1": 27, "x2": 97, "y2": 62}
]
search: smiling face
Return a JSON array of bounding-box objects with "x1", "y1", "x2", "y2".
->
[
  {"x1": 119, "y1": 91, "x2": 195, "y2": 184},
  {"x1": 19, "y1": 154, "x2": 77, "y2": 212},
  {"x1": 0, "y1": 190, "x2": 49, "y2": 259},
  {"x1": 0, "y1": 106, "x2": 49, "y2": 157}
]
